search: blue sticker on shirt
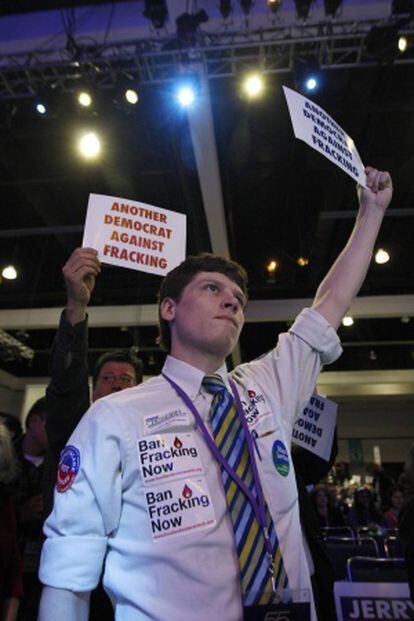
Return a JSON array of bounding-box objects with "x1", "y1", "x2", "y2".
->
[
  {"x1": 57, "y1": 445, "x2": 80, "y2": 493},
  {"x1": 272, "y1": 440, "x2": 290, "y2": 477}
]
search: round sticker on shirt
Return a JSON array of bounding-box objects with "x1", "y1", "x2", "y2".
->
[
  {"x1": 57, "y1": 445, "x2": 80, "y2": 493},
  {"x1": 272, "y1": 440, "x2": 290, "y2": 477}
]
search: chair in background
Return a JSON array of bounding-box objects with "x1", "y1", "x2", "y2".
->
[
  {"x1": 325, "y1": 537, "x2": 380, "y2": 581},
  {"x1": 321, "y1": 526, "x2": 355, "y2": 539},
  {"x1": 347, "y1": 556, "x2": 408, "y2": 582},
  {"x1": 384, "y1": 535, "x2": 403, "y2": 558}
]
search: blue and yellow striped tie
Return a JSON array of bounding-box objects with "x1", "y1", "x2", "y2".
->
[{"x1": 203, "y1": 374, "x2": 288, "y2": 605}]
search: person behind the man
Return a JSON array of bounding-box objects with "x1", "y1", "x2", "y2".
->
[
  {"x1": 43, "y1": 247, "x2": 144, "y2": 517},
  {"x1": 39, "y1": 167, "x2": 392, "y2": 621},
  {"x1": 43, "y1": 248, "x2": 144, "y2": 621}
]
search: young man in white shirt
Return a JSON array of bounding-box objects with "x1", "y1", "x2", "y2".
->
[{"x1": 39, "y1": 167, "x2": 392, "y2": 621}]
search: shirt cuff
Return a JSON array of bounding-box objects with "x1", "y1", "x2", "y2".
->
[
  {"x1": 39, "y1": 536, "x2": 106, "y2": 592},
  {"x1": 289, "y1": 307, "x2": 342, "y2": 364}
]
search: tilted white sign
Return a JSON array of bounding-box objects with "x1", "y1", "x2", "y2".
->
[
  {"x1": 292, "y1": 394, "x2": 337, "y2": 461},
  {"x1": 283, "y1": 86, "x2": 367, "y2": 187},
  {"x1": 82, "y1": 194, "x2": 186, "y2": 276}
]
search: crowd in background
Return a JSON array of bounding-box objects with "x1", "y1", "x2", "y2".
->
[{"x1": 1, "y1": 402, "x2": 413, "y2": 621}]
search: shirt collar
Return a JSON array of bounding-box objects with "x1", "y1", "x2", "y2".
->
[{"x1": 162, "y1": 355, "x2": 229, "y2": 400}]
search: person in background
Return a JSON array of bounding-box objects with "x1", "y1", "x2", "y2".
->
[
  {"x1": 13, "y1": 397, "x2": 47, "y2": 621},
  {"x1": 0, "y1": 414, "x2": 22, "y2": 443},
  {"x1": 384, "y1": 485, "x2": 404, "y2": 529},
  {"x1": 346, "y1": 486, "x2": 388, "y2": 532},
  {"x1": 367, "y1": 463, "x2": 395, "y2": 511},
  {"x1": 327, "y1": 483, "x2": 350, "y2": 520},
  {"x1": 0, "y1": 424, "x2": 23, "y2": 621},
  {"x1": 311, "y1": 484, "x2": 345, "y2": 528},
  {"x1": 398, "y1": 444, "x2": 414, "y2": 601},
  {"x1": 43, "y1": 247, "x2": 143, "y2": 621}
]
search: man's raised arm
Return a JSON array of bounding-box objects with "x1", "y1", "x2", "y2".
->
[
  {"x1": 312, "y1": 166, "x2": 393, "y2": 330},
  {"x1": 38, "y1": 587, "x2": 90, "y2": 621}
]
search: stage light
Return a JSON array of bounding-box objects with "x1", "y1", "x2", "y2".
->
[
  {"x1": 294, "y1": 0, "x2": 313, "y2": 20},
  {"x1": 266, "y1": 259, "x2": 279, "y2": 274},
  {"x1": 323, "y1": 0, "x2": 342, "y2": 17},
  {"x1": 143, "y1": 0, "x2": 168, "y2": 29},
  {"x1": 240, "y1": 0, "x2": 253, "y2": 15},
  {"x1": 219, "y1": 0, "x2": 232, "y2": 19},
  {"x1": 78, "y1": 91, "x2": 92, "y2": 107},
  {"x1": 177, "y1": 86, "x2": 195, "y2": 108},
  {"x1": 267, "y1": 0, "x2": 282, "y2": 15},
  {"x1": 35, "y1": 103, "x2": 47, "y2": 115},
  {"x1": 374, "y1": 248, "x2": 390, "y2": 264},
  {"x1": 398, "y1": 35, "x2": 408, "y2": 52},
  {"x1": 297, "y1": 257, "x2": 309, "y2": 267},
  {"x1": 243, "y1": 74, "x2": 264, "y2": 98},
  {"x1": 78, "y1": 132, "x2": 101, "y2": 159},
  {"x1": 305, "y1": 76, "x2": 318, "y2": 91},
  {"x1": 125, "y1": 88, "x2": 139, "y2": 105},
  {"x1": 342, "y1": 316, "x2": 354, "y2": 327},
  {"x1": 294, "y1": 57, "x2": 321, "y2": 93},
  {"x1": 176, "y1": 10, "x2": 208, "y2": 42},
  {"x1": 1, "y1": 265, "x2": 17, "y2": 280}
]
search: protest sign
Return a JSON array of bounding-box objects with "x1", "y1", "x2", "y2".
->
[
  {"x1": 292, "y1": 394, "x2": 337, "y2": 461},
  {"x1": 283, "y1": 86, "x2": 367, "y2": 187},
  {"x1": 334, "y1": 582, "x2": 413, "y2": 621},
  {"x1": 82, "y1": 194, "x2": 186, "y2": 276}
]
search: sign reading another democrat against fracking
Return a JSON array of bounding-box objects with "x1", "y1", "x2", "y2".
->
[
  {"x1": 292, "y1": 394, "x2": 337, "y2": 462},
  {"x1": 82, "y1": 194, "x2": 186, "y2": 276},
  {"x1": 283, "y1": 86, "x2": 367, "y2": 187}
]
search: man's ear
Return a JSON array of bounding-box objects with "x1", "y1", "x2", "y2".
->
[{"x1": 160, "y1": 297, "x2": 176, "y2": 322}]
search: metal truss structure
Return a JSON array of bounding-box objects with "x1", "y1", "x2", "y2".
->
[{"x1": 1, "y1": 18, "x2": 414, "y2": 100}]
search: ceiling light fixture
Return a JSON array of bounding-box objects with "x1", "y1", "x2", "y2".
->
[
  {"x1": 294, "y1": 0, "x2": 313, "y2": 20},
  {"x1": 219, "y1": 0, "x2": 232, "y2": 19},
  {"x1": 1, "y1": 265, "x2": 17, "y2": 280},
  {"x1": 143, "y1": 0, "x2": 168, "y2": 29},
  {"x1": 342, "y1": 316, "x2": 354, "y2": 327},
  {"x1": 374, "y1": 248, "x2": 390, "y2": 264}
]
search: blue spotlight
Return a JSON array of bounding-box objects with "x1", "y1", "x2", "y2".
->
[
  {"x1": 35, "y1": 102, "x2": 47, "y2": 115},
  {"x1": 305, "y1": 76, "x2": 318, "y2": 91},
  {"x1": 177, "y1": 85, "x2": 196, "y2": 108}
]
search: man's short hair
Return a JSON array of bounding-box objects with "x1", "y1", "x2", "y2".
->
[
  {"x1": 157, "y1": 253, "x2": 248, "y2": 352},
  {"x1": 25, "y1": 397, "x2": 46, "y2": 428},
  {"x1": 92, "y1": 351, "x2": 144, "y2": 387}
]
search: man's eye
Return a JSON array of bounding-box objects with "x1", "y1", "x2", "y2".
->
[{"x1": 206, "y1": 283, "x2": 218, "y2": 292}]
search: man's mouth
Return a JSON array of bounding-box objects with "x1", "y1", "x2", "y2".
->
[{"x1": 215, "y1": 316, "x2": 238, "y2": 329}]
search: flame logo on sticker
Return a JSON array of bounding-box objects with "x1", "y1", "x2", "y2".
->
[
  {"x1": 174, "y1": 436, "x2": 183, "y2": 448},
  {"x1": 182, "y1": 484, "x2": 193, "y2": 498}
]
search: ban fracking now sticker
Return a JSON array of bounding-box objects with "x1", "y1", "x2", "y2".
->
[
  {"x1": 138, "y1": 432, "x2": 204, "y2": 485},
  {"x1": 272, "y1": 440, "x2": 290, "y2": 477},
  {"x1": 144, "y1": 477, "x2": 216, "y2": 541}
]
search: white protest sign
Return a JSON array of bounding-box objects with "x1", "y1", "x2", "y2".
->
[
  {"x1": 292, "y1": 394, "x2": 337, "y2": 461},
  {"x1": 283, "y1": 86, "x2": 367, "y2": 187},
  {"x1": 82, "y1": 194, "x2": 186, "y2": 276},
  {"x1": 334, "y1": 582, "x2": 413, "y2": 621}
]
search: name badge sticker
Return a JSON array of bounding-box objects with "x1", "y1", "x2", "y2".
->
[
  {"x1": 138, "y1": 432, "x2": 204, "y2": 485},
  {"x1": 144, "y1": 409, "x2": 189, "y2": 432},
  {"x1": 145, "y1": 477, "x2": 216, "y2": 541}
]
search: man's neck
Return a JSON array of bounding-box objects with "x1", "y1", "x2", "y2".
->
[{"x1": 169, "y1": 344, "x2": 226, "y2": 375}]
